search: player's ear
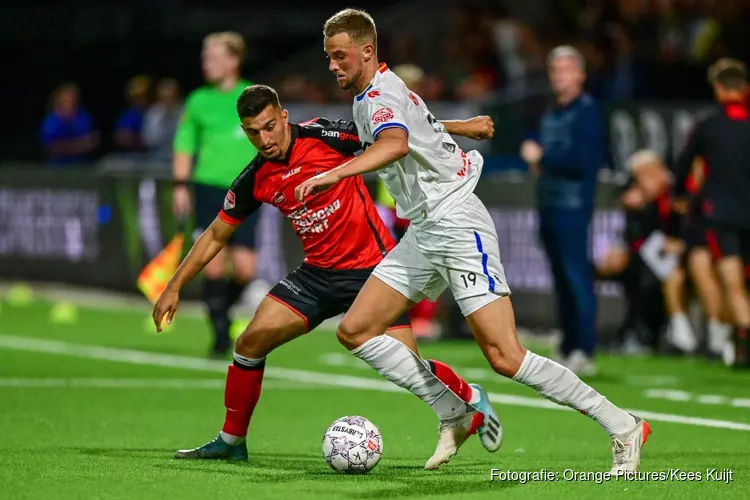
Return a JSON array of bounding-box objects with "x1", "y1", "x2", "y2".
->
[
  {"x1": 281, "y1": 108, "x2": 289, "y2": 125},
  {"x1": 362, "y1": 44, "x2": 374, "y2": 63}
]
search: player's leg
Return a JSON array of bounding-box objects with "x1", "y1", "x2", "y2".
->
[
  {"x1": 688, "y1": 247, "x2": 730, "y2": 355},
  {"x1": 662, "y1": 265, "x2": 698, "y2": 353},
  {"x1": 175, "y1": 265, "x2": 327, "y2": 460},
  {"x1": 447, "y1": 195, "x2": 649, "y2": 474},
  {"x1": 335, "y1": 236, "x2": 483, "y2": 469},
  {"x1": 708, "y1": 228, "x2": 750, "y2": 332}
]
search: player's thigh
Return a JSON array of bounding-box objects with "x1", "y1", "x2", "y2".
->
[
  {"x1": 338, "y1": 274, "x2": 414, "y2": 345},
  {"x1": 464, "y1": 296, "x2": 526, "y2": 377},
  {"x1": 329, "y1": 267, "x2": 418, "y2": 353},
  {"x1": 708, "y1": 228, "x2": 745, "y2": 288},
  {"x1": 235, "y1": 295, "x2": 308, "y2": 358},
  {"x1": 265, "y1": 264, "x2": 332, "y2": 333}
]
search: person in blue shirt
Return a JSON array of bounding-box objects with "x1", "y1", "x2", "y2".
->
[
  {"x1": 113, "y1": 75, "x2": 152, "y2": 154},
  {"x1": 520, "y1": 46, "x2": 605, "y2": 376},
  {"x1": 40, "y1": 83, "x2": 100, "y2": 166}
]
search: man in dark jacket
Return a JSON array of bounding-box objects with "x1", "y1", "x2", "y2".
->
[{"x1": 521, "y1": 46, "x2": 605, "y2": 375}]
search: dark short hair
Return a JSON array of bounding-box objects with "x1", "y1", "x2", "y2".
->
[
  {"x1": 236, "y1": 84, "x2": 281, "y2": 119},
  {"x1": 323, "y1": 9, "x2": 377, "y2": 50},
  {"x1": 708, "y1": 58, "x2": 748, "y2": 90}
]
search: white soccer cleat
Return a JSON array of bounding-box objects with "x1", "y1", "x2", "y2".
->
[
  {"x1": 424, "y1": 410, "x2": 484, "y2": 470},
  {"x1": 610, "y1": 415, "x2": 651, "y2": 475}
]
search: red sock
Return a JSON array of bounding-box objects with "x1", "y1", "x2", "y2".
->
[
  {"x1": 221, "y1": 364, "x2": 264, "y2": 437},
  {"x1": 428, "y1": 359, "x2": 473, "y2": 403}
]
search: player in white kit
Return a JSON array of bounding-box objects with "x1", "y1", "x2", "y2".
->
[{"x1": 296, "y1": 9, "x2": 651, "y2": 474}]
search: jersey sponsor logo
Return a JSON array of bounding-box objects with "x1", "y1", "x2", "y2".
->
[
  {"x1": 224, "y1": 190, "x2": 236, "y2": 210},
  {"x1": 281, "y1": 167, "x2": 301, "y2": 180},
  {"x1": 288, "y1": 199, "x2": 341, "y2": 235},
  {"x1": 273, "y1": 191, "x2": 286, "y2": 205},
  {"x1": 371, "y1": 107, "x2": 395, "y2": 125},
  {"x1": 408, "y1": 92, "x2": 419, "y2": 106},
  {"x1": 321, "y1": 129, "x2": 359, "y2": 142},
  {"x1": 367, "y1": 90, "x2": 381, "y2": 99}
]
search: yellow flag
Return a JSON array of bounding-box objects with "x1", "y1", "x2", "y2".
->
[{"x1": 137, "y1": 234, "x2": 184, "y2": 304}]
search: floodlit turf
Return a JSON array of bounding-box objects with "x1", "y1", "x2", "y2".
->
[{"x1": 1, "y1": 298, "x2": 750, "y2": 499}]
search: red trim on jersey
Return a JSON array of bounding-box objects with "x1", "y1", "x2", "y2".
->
[
  {"x1": 266, "y1": 293, "x2": 310, "y2": 330},
  {"x1": 378, "y1": 62, "x2": 388, "y2": 73},
  {"x1": 705, "y1": 230, "x2": 723, "y2": 260},
  {"x1": 218, "y1": 209, "x2": 242, "y2": 225},
  {"x1": 722, "y1": 100, "x2": 749, "y2": 121}
]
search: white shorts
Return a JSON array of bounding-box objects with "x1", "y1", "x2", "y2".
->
[{"x1": 372, "y1": 194, "x2": 511, "y2": 316}]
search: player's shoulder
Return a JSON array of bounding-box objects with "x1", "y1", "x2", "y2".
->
[
  {"x1": 360, "y1": 69, "x2": 409, "y2": 103},
  {"x1": 234, "y1": 154, "x2": 266, "y2": 182},
  {"x1": 298, "y1": 117, "x2": 358, "y2": 138}
]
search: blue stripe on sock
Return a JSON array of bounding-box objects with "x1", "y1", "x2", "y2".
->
[{"x1": 474, "y1": 231, "x2": 495, "y2": 292}]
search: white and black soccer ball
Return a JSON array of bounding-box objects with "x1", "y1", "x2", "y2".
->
[{"x1": 322, "y1": 416, "x2": 382, "y2": 474}]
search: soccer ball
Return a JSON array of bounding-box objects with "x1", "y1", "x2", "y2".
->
[{"x1": 322, "y1": 416, "x2": 383, "y2": 474}]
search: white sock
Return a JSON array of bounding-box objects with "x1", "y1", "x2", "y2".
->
[
  {"x1": 708, "y1": 319, "x2": 731, "y2": 353},
  {"x1": 219, "y1": 431, "x2": 245, "y2": 445},
  {"x1": 352, "y1": 335, "x2": 471, "y2": 422},
  {"x1": 513, "y1": 350, "x2": 636, "y2": 436},
  {"x1": 669, "y1": 313, "x2": 697, "y2": 351}
]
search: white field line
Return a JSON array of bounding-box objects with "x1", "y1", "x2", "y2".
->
[
  {"x1": 645, "y1": 389, "x2": 750, "y2": 409},
  {"x1": 0, "y1": 378, "x2": 310, "y2": 390},
  {"x1": 2, "y1": 334, "x2": 750, "y2": 431}
]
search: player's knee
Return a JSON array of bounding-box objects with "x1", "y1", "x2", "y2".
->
[
  {"x1": 336, "y1": 318, "x2": 372, "y2": 351},
  {"x1": 234, "y1": 326, "x2": 270, "y2": 358},
  {"x1": 486, "y1": 342, "x2": 526, "y2": 378}
]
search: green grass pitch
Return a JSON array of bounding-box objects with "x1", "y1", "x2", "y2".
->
[{"x1": 0, "y1": 297, "x2": 749, "y2": 499}]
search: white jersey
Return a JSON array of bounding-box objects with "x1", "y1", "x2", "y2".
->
[{"x1": 352, "y1": 63, "x2": 483, "y2": 228}]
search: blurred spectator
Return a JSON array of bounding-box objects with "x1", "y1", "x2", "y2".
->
[
  {"x1": 40, "y1": 83, "x2": 100, "y2": 166},
  {"x1": 142, "y1": 78, "x2": 183, "y2": 162},
  {"x1": 520, "y1": 46, "x2": 605, "y2": 375},
  {"x1": 113, "y1": 75, "x2": 152, "y2": 154}
]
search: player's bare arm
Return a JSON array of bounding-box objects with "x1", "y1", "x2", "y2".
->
[
  {"x1": 440, "y1": 116, "x2": 495, "y2": 141},
  {"x1": 152, "y1": 218, "x2": 237, "y2": 331},
  {"x1": 172, "y1": 152, "x2": 193, "y2": 216},
  {"x1": 295, "y1": 128, "x2": 407, "y2": 201}
]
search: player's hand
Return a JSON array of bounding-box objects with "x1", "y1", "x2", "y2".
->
[
  {"x1": 172, "y1": 185, "x2": 192, "y2": 217},
  {"x1": 520, "y1": 139, "x2": 543, "y2": 165},
  {"x1": 152, "y1": 286, "x2": 179, "y2": 333},
  {"x1": 464, "y1": 116, "x2": 495, "y2": 140},
  {"x1": 295, "y1": 171, "x2": 341, "y2": 202}
]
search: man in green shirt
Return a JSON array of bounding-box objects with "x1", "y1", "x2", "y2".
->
[{"x1": 172, "y1": 31, "x2": 259, "y2": 357}]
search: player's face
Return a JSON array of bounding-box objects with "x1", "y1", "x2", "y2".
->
[
  {"x1": 635, "y1": 164, "x2": 668, "y2": 201},
  {"x1": 549, "y1": 56, "x2": 585, "y2": 96},
  {"x1": 202, "y1": 42, "x2": 238, "y2": 83},
  {"x1": 241, "y1": 105, "x2": 290, "y2": 160},
  {"x1": 324, "y1": 33, "x2": 368, "y2": 91}
]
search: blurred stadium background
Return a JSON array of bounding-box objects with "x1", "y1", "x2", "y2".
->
[
  {"x1": 3, "y1": 2, "x2": 750, "y2": 497},
  {"x1": 3, "y1": 0, "x2": 746, "y2": 343}
]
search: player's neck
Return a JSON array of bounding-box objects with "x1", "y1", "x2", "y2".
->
[
  {"x1": 215, "y1": 74, "x2": 239, "y2": 92},
  {"x1": 556, "y1": 89, "x2": 581, "y2": 107},
  {"x1": 353, "y1": 61, "x2": 379, "y2": 95},
  {"x1": 279, "y1": 125, "x2": 293, "y2": 159}
]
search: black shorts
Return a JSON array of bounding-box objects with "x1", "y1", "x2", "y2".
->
[
  {"x1": 268, "y1": 263, "x2": 412, "y2": 332},
  {"x1": 193, "y1": 182, "x2": 259, "y2": 249},
  {"x1": 703, "y1": 223, "x2": 750, "y2": 262},
  {"x1": 683, "y1": 216, "x2": 708, "y2": 252}
]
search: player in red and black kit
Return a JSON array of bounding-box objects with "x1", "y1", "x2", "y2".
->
[
  {"x1": 152, "y1": 84, "x2": 502, "y2": 460},
  {"x1": 672, "y1": 58, "x2": 750, "y2": 367}
]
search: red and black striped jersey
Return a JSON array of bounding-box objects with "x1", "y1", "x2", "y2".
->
[{"x1": 218, "y1": 117, "x2": 395, "y2": 270}]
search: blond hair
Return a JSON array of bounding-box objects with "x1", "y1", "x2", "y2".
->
[
  {"x1": 323, "y1": 9, "x2": 377, "y2": 50},
  {"x1": 203, "y1": 31, "x2": 246, "y2": 60}
]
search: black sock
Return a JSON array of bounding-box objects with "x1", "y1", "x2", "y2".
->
[
  {"x1": 226, "y1": 279, "x2": 250, "y2": 310},
  {"x1": 203, "y1": 278, "x2": 231, "y2": 352}
]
